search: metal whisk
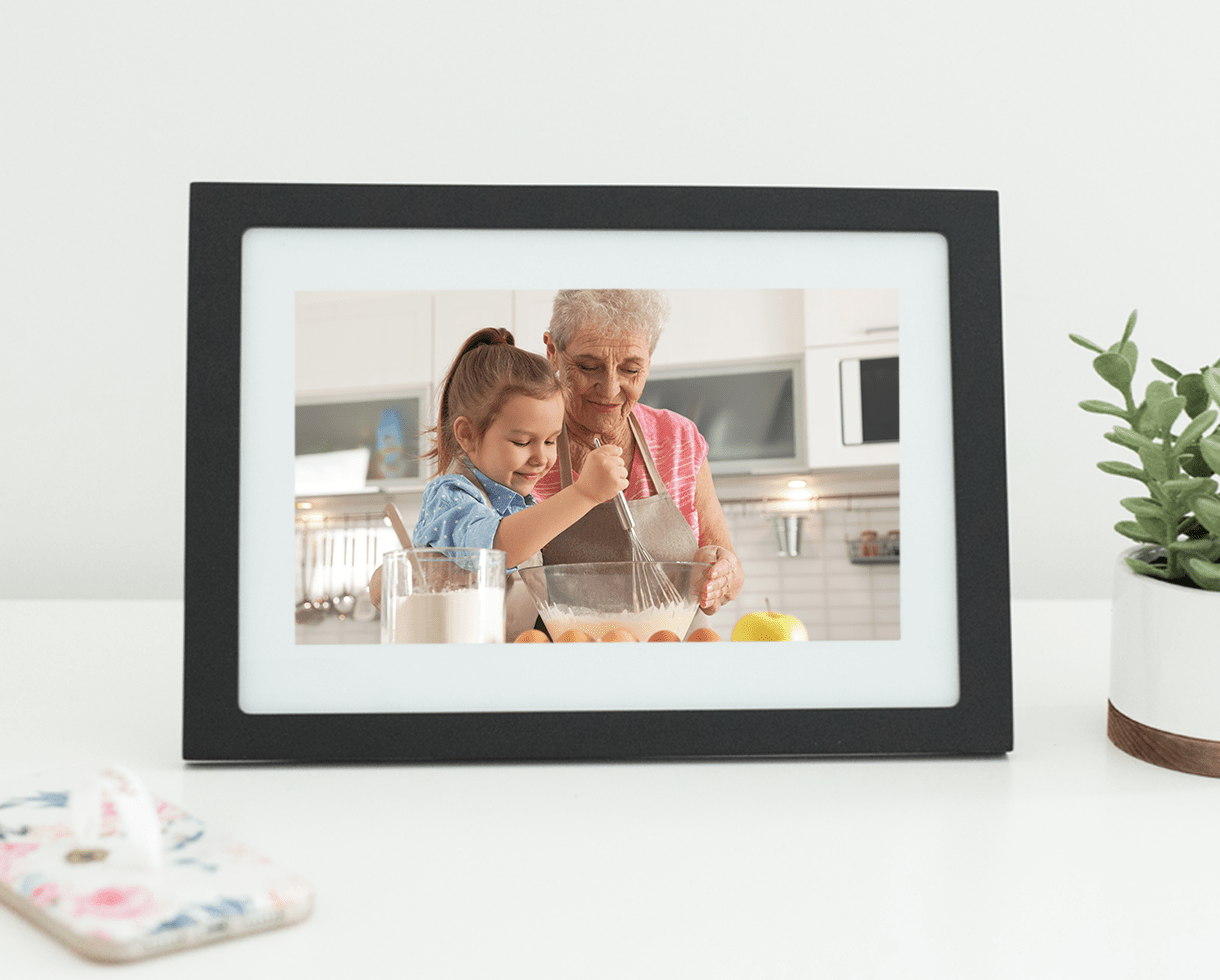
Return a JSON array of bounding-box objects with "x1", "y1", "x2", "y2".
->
[{"x1": 593, "y1": 438, "x2": 684, "y2": 611}]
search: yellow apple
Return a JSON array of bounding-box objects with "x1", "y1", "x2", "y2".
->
[{"x1": 731, "y1": 607, "x2": 808, "y2": 641}]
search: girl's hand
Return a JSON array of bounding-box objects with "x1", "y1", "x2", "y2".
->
[{"x1": 574, "y1": 444, "x2": 629, "y2": 503}]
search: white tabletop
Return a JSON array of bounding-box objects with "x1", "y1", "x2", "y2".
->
[{"x1": 2, "y1": 599, "x2": 1216, "y2": 978}]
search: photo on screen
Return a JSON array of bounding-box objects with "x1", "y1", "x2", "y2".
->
[{"x1": 292, "y1": 288, "x2": 900, "y2": 648}]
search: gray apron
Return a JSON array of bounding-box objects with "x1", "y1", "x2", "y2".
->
[
  {"x1": 453, "y1": 462, "x2": 543, "y2": 642},
  {"x1": 540, "y1": 412, "x2": 710, "y2": 637}
]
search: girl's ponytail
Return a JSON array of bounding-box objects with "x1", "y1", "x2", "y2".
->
[{"x1": 434, "y1": 328, "x2": 513, "y2": 463}]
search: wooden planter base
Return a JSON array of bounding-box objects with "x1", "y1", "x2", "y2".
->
[{"x1": 1108, "y1": 701, "x2": 1220, "y2": 778}]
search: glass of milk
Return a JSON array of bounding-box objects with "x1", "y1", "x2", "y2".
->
[{"x1": 380, "y1": 548, "x2": 507, "y2": 644}]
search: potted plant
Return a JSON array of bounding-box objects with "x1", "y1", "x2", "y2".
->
[{"x1": 1073, "y1": 311, "x2": 1220, "y2": 775}]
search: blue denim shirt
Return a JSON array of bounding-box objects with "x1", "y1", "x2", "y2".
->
[{"x1": 412, "y1": 466, "x2": 535, "y2": 572}]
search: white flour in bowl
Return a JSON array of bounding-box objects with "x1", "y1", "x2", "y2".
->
[{"x1": 537, "y1": 602, "x2": 696, "y2": 641}]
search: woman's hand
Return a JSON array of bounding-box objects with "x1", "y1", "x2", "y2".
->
[
  {"x1": 574, "y1": 443, "x2": 629, "y2": 503},
  {"x1": 691, "y1": 461, "x2": 745, "y2": 615},
  {"x1": 694, "y1": 545, "x2": 739, "y2": 615}
]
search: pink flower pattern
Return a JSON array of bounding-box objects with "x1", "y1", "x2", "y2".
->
[
  {"x1": 30, "y1": 882, "x2": 60, "y2": 907},
  {"x1": 28, "y1": 824, "x2": 74, "y2": 844},
  {"x1": 155, "y1": 800, "x2": 185, "y2": 821},
  {"x1": 74, "y1": 886, "x2": 157, "y2": 920},
  {"x1": 0, "y1": 843, "x2": 38, "y2": 883}
]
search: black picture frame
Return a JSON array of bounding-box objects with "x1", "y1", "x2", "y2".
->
[{"x1": 184, "y1": 183, "x2": 1011, "y2": 763}]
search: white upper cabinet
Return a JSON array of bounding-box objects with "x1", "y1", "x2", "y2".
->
[
  {"x1": 430, "y1": 291, "x2": 516, "y2": 382},
  {"x1": 803, "y1": 288, "x2": 900, "y2": 348},
  {"x1": 511, "y1": 290, "x2": 557, "y2": 357},
  {"x1": 654, "y1": 289, "x2": 805, "y2": 367},
  {"x1": 297, "y1": 289, "x2": 809, "y2": 398},
  {"x1": 296, "y1": 291, "x2": 432, "y2": 395}
]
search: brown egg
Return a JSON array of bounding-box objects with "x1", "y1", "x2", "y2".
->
[
  {"x1": 648, "y1": 630, "x2": 682, "y2": 642},
  {"x1": 686, "y1": 628, "x2": 722, "y2": 642},
  {"x1": 600, "y1": 627, "x2": 638, "y2": 643},
  {"x1": 556, "y1": 629, "x2": 592, "y2": 643},
  {"x1": 514, "y1": 629, "x2": 551, "y2": 643}
]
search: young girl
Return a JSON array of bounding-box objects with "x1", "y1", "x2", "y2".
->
[{"x1": 413, "y1": 328, "x2": 628, "y2": 637}]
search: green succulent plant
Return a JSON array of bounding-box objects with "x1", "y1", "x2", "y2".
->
[{"x1": 1072, "y1": 311, "x2": 1220, "y2": 591}]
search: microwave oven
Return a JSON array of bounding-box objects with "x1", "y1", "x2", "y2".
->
[
  {"x1": 804, "y1": 339, "x2": 899, "y2": 469},
  {"x1": 636, "y1": 357, "x2": 807, "y2": 475}
]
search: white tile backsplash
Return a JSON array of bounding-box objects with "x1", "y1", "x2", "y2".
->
[
  {"x1": 827, "y1": 590, "x2": 873, "y2": 607},
  {"x1": 706, "y1": 501, "x2": 901, "y2": 641},
  {"x1": 827, "y1": 605, "x2": 873, "y2": 625}
]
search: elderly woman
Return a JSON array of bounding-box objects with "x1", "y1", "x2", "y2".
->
[{"x1": 530, "y1": 289, "x2": 744, "y2": 618}]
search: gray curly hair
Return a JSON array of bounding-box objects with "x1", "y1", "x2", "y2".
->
[{"x1": 548, "y1": 290, "x2": 670, "y2": 354}]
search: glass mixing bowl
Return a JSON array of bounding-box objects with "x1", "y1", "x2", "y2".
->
[{"x1": 516, "y1": 561, "x2": 711, "y2": 641}]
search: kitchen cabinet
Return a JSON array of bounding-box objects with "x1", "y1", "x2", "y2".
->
[
  {"x1": 297, "y1": 289, "x2": 811, "y2": 392},
  {"x1": 296, "y1": 292, "x2": 436, "y2": 493},
  {"x1": 511, "y1": 290, "x2": 557, "y2": 355},
  {"x1": 430, "y1": 291, "x2": 515, "y2": 381},
  {"x1": 654, "y1": 289, "x2": 805, "y2": 366},
  {"x1": 295, "y1": 387, "x2": 431, "y2": 486},
  {"x1": 803, "y1": 288, "x2": 899, "y2": 348},
  {"x1": 298, "y1": 290, "x2": 549, "y2": 399},
  {"x1": 296, "y1": 291, "x2": 432, "y2": 394}
]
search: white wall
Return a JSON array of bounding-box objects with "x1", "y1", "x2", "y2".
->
[{"x1": 4, "y1": 1, "x2": 1218, "y2": 599}]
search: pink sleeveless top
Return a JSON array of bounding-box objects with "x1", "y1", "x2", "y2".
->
[{"x1": 531, "y1": 404, "x2": 709, "y2": 542}]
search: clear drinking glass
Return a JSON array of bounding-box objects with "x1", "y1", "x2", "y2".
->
[{"x1": 380, "y1": 548, "x2": 507, "y2": 644}]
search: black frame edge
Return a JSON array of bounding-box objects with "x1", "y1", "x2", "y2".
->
[{"x1": 183, "y1": 183, "x2": 1011, "y2": 763}]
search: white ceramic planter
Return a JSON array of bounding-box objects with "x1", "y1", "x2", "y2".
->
[{"x1": 1109, "y1": 547, "x2": 1220, "y2": 775}]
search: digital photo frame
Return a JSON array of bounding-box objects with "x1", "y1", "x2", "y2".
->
[{"x1": 184, "y1": 183, "x2": 1011, "y2": 762}]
